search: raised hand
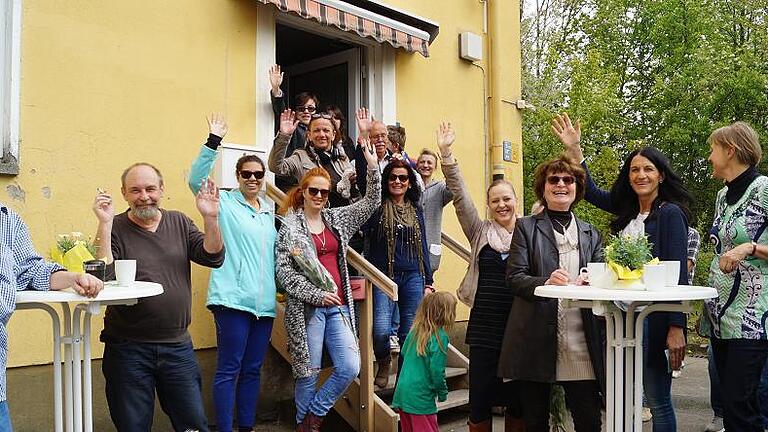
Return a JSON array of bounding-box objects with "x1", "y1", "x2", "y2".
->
[
  {"x1": 551, "y1": 113, "x2": 584, "y2": 162},
  {"x1": 356, "y1": 108, "x2": 373, "y2": 136},
  {"x1": 93, "y1": 190, "x2": 115, "y2": 224},
  {"x1": 436, "y1": 121, "x2": 455, "y2": 155},
  {"x1": 279, "y1": 109, "x2": 299, "y2": 136},
  {"x1": 207, "y1": 112, "x2": 228, "y2": 139},
  {"x1": 196, "y1": 178, "x2": 220, "y2": 219},
  {"x1": 361, "y1": 138, "x2": 378, "y2": 169},
  {"x1": 269, "y1": 64, "x2": 284, "y2": 92}
]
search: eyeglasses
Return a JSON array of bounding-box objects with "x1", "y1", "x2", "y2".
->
[
  {"x1": 239, "y1": 170, "x2": 265, "y2": 180},
  {"x1": 307, "y1": 187, "x2": 330, "y2": 198},
  {"x1": 295, "y1": 105, "x2": 317, "y2": 113},
  {"x1": 370, "y1": 133, "x2": 388, "y2": 142},
  {"x1": 546, "y1": 175, "x2": 575, "y2": 185},
  {"x1": 310, "y1": 113, "x2": 333, "y2": 120},
  {"x1": 388, "y1": 174, "x2": 410, "y2": 183}
]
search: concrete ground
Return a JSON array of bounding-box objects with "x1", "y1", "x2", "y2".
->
[{"x1": 7, "y1": 350, "x2": 716, "y2": 431}]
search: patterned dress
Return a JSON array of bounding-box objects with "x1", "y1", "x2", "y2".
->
[{"x1": 706, "y1": 176, "x2": 768, "y2": 339}]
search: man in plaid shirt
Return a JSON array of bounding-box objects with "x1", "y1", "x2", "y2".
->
[{"x1": 0, "y1": 204, "x2": 103, "y2": 429}]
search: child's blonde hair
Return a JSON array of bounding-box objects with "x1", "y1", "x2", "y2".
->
[{"x1": 410, "y1": 291, "x2": 457, "y2": 356}]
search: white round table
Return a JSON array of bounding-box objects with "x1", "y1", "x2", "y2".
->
[
  {"x1": 15, "y1": 281, "x2": 163, "y2": 432},
  {"x1": 534, "y1": 285, "x2": 717, "y2": 432}
]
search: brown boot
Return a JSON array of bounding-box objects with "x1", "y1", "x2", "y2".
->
[
  {"x1": 467, "y1": 419, "x2": 492, "y2": 432},
  {"x1": 504, "y1": 413, "x2": 525, "y2": 432},
  {"x1": 305, "y1": 413, "x2": 324, "y2": 432},
  {"x1": 374, "y1": 356, "x2": 391, "y2": 388}
]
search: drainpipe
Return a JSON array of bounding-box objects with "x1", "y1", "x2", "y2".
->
[{"x1": 487, "y1": 0, "x2": 505, "y2": 180}]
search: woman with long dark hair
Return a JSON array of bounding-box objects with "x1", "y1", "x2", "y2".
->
[
  {"x1": 554, "y1": 113, "x2": 691, "y2": 432},
  {"x1": 363, "y1": 158, "x2": 433, "y2": 389}
]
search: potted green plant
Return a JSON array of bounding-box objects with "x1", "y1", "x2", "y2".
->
[{"x1": 604, "y1": 235, "x2": 656, "y2": 289}]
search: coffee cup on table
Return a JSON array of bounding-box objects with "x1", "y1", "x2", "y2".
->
[
  {"x1": 115, "y1": 260, "x2": 137, "y2": 287},
  {"x1": 659, "y1": 261, "x2": 681, "y2": 287},
  {"x1": 643, "y1": 264, "x2": 666, "y2": 291},
  {"x1": 579, "y1": 262, "x2": 607, "y2": 287}
]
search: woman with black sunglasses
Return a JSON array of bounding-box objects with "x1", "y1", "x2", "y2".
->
[
  {"x1": 188, "y1": 113, "x2": 277, "y2": 432},
  {"x1": 362, "y1": 159, "x2": 434, "y2": 389},
  {"x1": 269, "y1": 109, "x2": 360, "y2": 208}
]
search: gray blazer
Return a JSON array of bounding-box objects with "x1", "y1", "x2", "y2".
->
[{"x1": 498, "y1": 211, "x2": 606, "y2": 393}]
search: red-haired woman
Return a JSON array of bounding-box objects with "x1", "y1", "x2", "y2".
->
[{"x1": 275, "y1": 140, "x2": 379, "y2": 431}]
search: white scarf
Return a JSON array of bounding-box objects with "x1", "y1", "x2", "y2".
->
[{"x1": 487, "y1": 220, "x2": 514, "y2": 253}]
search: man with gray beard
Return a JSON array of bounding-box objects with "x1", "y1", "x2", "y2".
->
[{"x1": 92, "y1": 162, "x2": 224, "y2": 432}]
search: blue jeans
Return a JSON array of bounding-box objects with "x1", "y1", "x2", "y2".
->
[
  {"x1": 0, "y1": 401, "x2": 12, "y2": 432},
  {"x1": 102, "y1": 339, "x2": 208, "y2": 432},
  {"x1": 707, "y1": 344, "x2": 724, "y2": 418},
  {"x1": 372, "y1": 271, "x2": 424, "y2": 361},
  {"x1": 212, "y1": 307, "x2": 273, "y2": 432},
  {"x1": 295, "y1": 306, "x2": 359, "y2": 424},
  {"x1": 643, "y1": 322, "x2": 676, "y2": 432}
]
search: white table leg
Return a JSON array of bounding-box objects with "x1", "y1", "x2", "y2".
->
[
  {"x1": 611, "y1": 309, "x2": 624, "y2": 432},
  {"x1": 72, "y1": 305, "x2": 90, "y2": 432},
  {"x1": 15, "y1": 303, "x2": 64, "y2": 432},
  {"x1": 82, "y1": 303, "x2": 100, "y2": 432},
  {"x1": 60, "y1": 303, "x2": 74, "y2": 432},
  {"x1": 624, "y1": 304, "x2": 639, "y2": 429},
  {"x1": 604, "y1": 306, "x2": 616, "y2": 432}
]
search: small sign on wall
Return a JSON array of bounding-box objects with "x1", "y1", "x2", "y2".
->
[{"x1": 503, "y1": 140, "x2": 512, "y2": 162}]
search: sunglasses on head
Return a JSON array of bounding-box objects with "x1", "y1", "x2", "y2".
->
[
  {"x1": 546, "y1": 175, "x2": 575, "y2": 185},
  {"x1": 388, "y1": 174, "x2": 410, "y2": 183},
  {"x1": 239, "y1": 170, "x2": 265, "y2": 180},
  {"x1": 307, "y1": 187, "x2": 330, "y2": 198},
  {"x1": 295, "y1": 105, "x2": 317, "y2": 113},
  {"x1": 311, "y1": 113, "x2": 333, "y2": 120}
]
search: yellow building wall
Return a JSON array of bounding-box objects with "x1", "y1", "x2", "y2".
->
[
  {"x1": 4, "y1": 0, "x2": 522, "y2": 367},
  {"x1": 5, "y1": 0, "x2": 260, "y2": 367}
]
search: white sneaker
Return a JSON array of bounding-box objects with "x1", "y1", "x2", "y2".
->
[
  {"x1": 642, "y1": 407, "x2": 652, "y2": 422},
  {"x1": 389, "y1": 335, "x2": 400, "y2": 353},
  {"x1": 672, "y1": 361, "x2": 685, "y2": 378},
  {"x1": 704, "y1": 416, "x2": 724, "y2": 432}
]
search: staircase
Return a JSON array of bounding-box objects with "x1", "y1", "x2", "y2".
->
[{"x1": 265, "y1": 183, "x2": 471, "y2": 431}]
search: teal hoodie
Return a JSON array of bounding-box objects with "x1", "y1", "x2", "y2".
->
[{"x1": 189, "y1": 145, "x2": 277, "y2": 317}]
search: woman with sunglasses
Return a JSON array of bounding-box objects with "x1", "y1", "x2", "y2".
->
[
  {"x1": 499, "y1": 155, "x2": 605, "y2": 432},
  {"x1": 362, "y1": 158, "x2": 434, "y2": 389},
  {"x1": 269, "y1": 109, "x2": 359, "y2": 208},
  {"x1": 188, "y1": 113, "x2": 276, "y2": 432},
  {"x1": 269, "y1": 64, "x2": 320, "y2": 159},
  {"x1": 553, "y1": 113, "x2": 691, "y2": 432},
  {"x1": 435, "y1": 123, "x2": 523, "y2": 431},
  {"x1": 276, "y1": 140, "x2": 379, "y2": 431}
]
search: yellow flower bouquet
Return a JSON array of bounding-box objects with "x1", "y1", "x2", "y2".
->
[{"x1": 50, "y1": 232, "x2": 98, "y2": 273}]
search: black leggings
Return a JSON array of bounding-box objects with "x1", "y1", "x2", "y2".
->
[{"x1": 468, "y1": 346, "x2": 522, "y2": 423}]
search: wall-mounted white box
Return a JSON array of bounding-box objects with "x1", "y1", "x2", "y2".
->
[
  {"x1": 459, "y1": 32, "x2": 483, "y2": 62},
  {"x1": 210, "y1": 142, "x2": 273, "y2": 190}
]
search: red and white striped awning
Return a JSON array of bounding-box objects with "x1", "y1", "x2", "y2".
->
[{"x1": 257, "y1": 0, "x2": 437, "y2": 57}]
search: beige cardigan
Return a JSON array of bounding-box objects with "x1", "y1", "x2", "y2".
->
[{"x1": 441, "y1": 160, "x2": 502, "y2": 306}]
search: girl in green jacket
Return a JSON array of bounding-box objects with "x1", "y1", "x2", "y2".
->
[{"x1": 392, "y1": 291, "x2": 457, "y2": 432}]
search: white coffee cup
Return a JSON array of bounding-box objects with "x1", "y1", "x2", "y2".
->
[
  {"x1": 115, "y1": 260, "x2": 137, "y2": 287},
  {"x1": 659, "y1": 260, "x2": 681, "y2": 287},
  {"x1": 579, "y1": 262, "x2": 608, "y2": 288},
  {"x1": 643, "y1": 264, "x2": 666, "y2": 291}
]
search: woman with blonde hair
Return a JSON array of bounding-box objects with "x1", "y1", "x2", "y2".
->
[
  {"x1": 392, "y1": 291, "x2": 458, "y2": 432},
  {"x1": 437, "y1": 122, "x2": 524, "y2": 432},
  {"x1": 705, "y1": 121, "x2": 768, "y2": 431},
  {"x1": 275, "y1": 140, "x2": 379, "y2": 431}
]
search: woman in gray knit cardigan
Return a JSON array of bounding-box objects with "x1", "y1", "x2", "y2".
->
[
  {"x1": 276, "y1": 140, "x2": 379, "y2": 432},
  {"x1": 437, "y1": 122, "x2": 524, "y2": 432}
]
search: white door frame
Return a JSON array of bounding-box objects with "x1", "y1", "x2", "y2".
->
[{"x1": 254, "y1": 4, "x2": 396, "y2": 153}]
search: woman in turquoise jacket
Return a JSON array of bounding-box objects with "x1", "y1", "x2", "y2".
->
[{"x1": 188, "y1": 113, "x2": 277, "y2": 432}]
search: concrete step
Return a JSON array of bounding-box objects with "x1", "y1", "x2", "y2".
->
[
  {"x1": 376, "y1": 366, "x2": 468, "y2": 391},
  {"x1": 437, "y1": 388, "x2": 470, "y2": 411}
]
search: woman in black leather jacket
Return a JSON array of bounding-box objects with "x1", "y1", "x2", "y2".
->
[{"x1": 498, "y1": 155, "x2": 605, "y2": 432}]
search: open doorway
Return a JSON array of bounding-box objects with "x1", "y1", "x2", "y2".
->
[{"x1": 276, "y1": 24, "x2": 363, "y2": 141}]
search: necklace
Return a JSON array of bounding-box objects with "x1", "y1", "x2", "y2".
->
[
  {"x1": 312, "y1": 228, "x2": 327, "y2": 254},
  {"x1": 553, "y1": 217, "x2": 570, "y2": 232}
]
